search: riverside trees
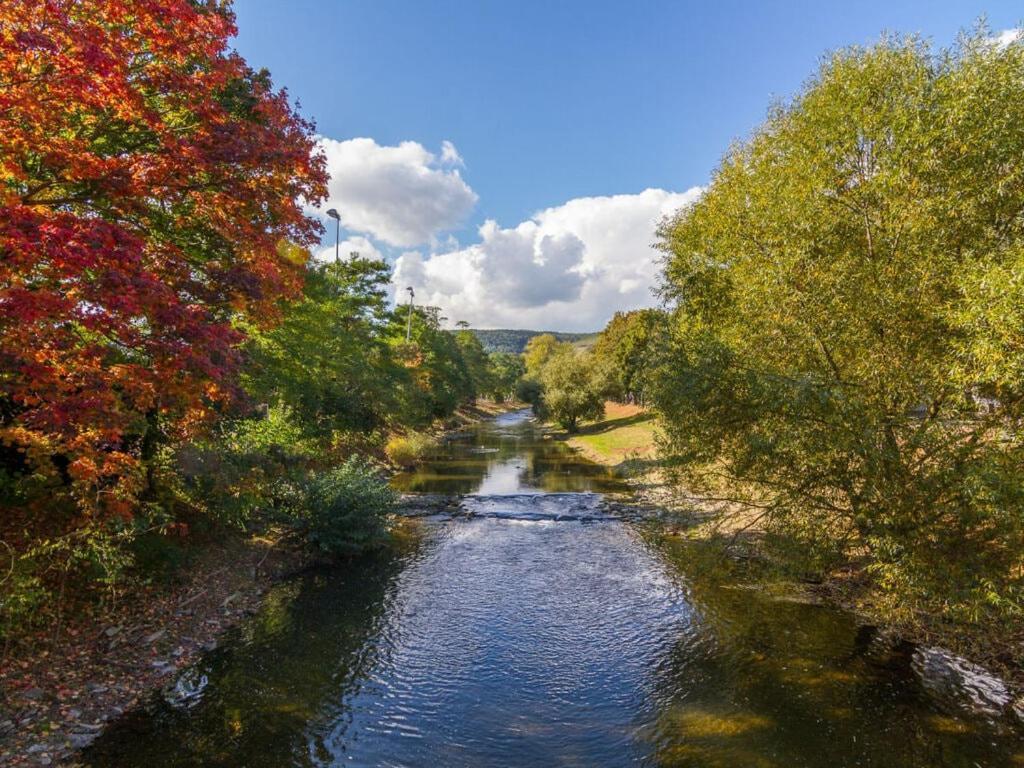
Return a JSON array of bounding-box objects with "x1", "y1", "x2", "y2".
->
[
  {"x1": 0, "y1": 0, "x2": 327, "y2": 520},
  {"x1": 0, "y1": 0, "x2": 330, "y2": 633},
  {"x1": 654, "y1": 30, "x2": 1024, "y2": 623},
  {"x1": 0, "y1": 0, "x2": 517, "y2": 638},
  {"x1": 520, "y1": 335, "x2": 605, "y2": 433}
]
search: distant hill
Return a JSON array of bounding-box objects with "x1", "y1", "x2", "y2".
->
[{"x1": 469, "y1": 329, "x2": 599, "y2": 354}]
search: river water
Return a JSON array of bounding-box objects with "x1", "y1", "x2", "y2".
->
[{"x1": 83, "y1": 410, "x2": 1021, "y2": 767}]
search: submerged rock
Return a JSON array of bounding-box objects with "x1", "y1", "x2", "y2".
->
[
  {"x1": 912, "y1": 646, "x2": 1017, "y2": 721},
  {"x1": 164, "y1": 667, "x2": 210, "y2": 710},
  {"x1": 396, "y1": 494, "x2": 462, "y2": 516}
]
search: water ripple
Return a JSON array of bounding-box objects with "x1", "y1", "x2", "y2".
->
[{"x1": 309, "y1": 514, "x2": 693, "y2": 767}]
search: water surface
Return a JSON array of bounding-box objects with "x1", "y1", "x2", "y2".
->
[{"x1": 84, "y1": 410, "x2": 1022, "y2": 767}]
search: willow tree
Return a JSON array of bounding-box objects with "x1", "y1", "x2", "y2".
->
[{"x1": 655, "y1": 29, "x2": 1024, "y2": 621}]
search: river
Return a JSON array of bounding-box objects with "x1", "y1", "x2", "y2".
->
[{"x1": 82, "y1": 409, "x2": 1021, "y2": 767}]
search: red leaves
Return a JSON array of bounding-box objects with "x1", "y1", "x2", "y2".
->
[
  {"x1": 0, "y1": 0, "x2": 328, "y2": 517},
  {"x1": 13, "y1": 30, "x2": 57, "y2": 52}
]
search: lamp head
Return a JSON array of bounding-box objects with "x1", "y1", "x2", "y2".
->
[{"x1": 325, "y1": 208, "x2": 340, "y2": 221}]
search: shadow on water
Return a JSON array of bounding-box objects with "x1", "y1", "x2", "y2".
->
[
  {"x1": 83, "y1": 410, "x2": 1023, "y2": 767},
  {"x1": 84, "y1": 534, "x2": 427, "y2": 767},
  {"x1": 638, "y1": 533, "x2": 1022, "y2": 767}
]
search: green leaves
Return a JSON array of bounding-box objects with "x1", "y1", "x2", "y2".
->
[
  {"x1": 243, "y1": 258, "x2": 404, "y2": 435},
  {"x1": 537, "y1": 349, "x2": 605, "y2": 433},
  {"x1": 304, "y1": 458, "x2": 395, "y2": 557},
  {"x1": 655, "y1": 27, "x2": 1024, "y2": 621}
]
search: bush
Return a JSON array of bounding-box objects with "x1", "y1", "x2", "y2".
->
[
  {"x1": 305, "y1": 458, "x2": 395, "y2": 556},
  {"x1": 0, "y1": 553, "x2": 48, "y2": 644},
  {"x1": 384, "y1": 432, "x2": 437, "y2": 468}
]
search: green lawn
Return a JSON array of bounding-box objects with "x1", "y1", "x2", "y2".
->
[{"x1": 566, "y1": 402, "x2": 659, "y2": 468}]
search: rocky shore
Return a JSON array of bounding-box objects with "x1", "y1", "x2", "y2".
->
[{"x1": 0, "y1": 534, "x2": 313, "y2": 767}]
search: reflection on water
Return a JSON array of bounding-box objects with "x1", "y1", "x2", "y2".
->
[
  {"x1": 83, "y1": 410, "x2": 1022, "y2": 768},
  {"x1": 643, "y1": 533, "x2": 1023, "y2": 767},
  {"x1": 390, "y1": 408, "x2": 628, "y2": 496}
]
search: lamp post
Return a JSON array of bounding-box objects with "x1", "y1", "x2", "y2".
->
[
  {"x1": 405, "y1": 286, "x2": 415, "y2": 342},
  {"x1": 325, "y1": 208, "x2": 340, "y2": 263}
]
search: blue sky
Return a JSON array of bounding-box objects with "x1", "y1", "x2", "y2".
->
[{"x1": 232, "y1": 0, "x2": 1022, "y2": 330}]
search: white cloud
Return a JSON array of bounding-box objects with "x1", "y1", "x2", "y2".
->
[
  {"x1": 995, "y1": 28, "x2": 1021, "y2": 48},
  {"x1": 314, "y1": 235, "x2": 382, "y2": 263},
  {"x1": 318, "y1": 137, "x2": 477, "y2": 247},
  {"x1": 440, "y1": 140, "x2": 464, "y2": 167},
  {"x1": 393, "y1": 187, "x2": 703, "y2": 331}
]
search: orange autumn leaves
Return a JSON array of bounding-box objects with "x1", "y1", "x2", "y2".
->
[{"x1": 0, "y1": 0, "x2": 327, "y2": 517}]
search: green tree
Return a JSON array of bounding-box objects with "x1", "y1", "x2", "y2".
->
[
  {"x1": 398, "y1": 306, "x2": 475, "y2": 422},
  {"x1": 655, "y1": 29, "x2": 1024, "y2": 621},
  {"x1": 455, "y1": 328, "x2": 494, "y2": 401},
  {"x1": 243, "y1": 257, "x2": 404, "y2": 435},
  {"x1": 523, "y1": 333, "x2": 570, "y2": 378},
  {"x1": 593, "y1": 309, "x2": 668, "y2": 404},
  {"x1": 539, "y1": 350, "x2": 605, "y2": 433},
  {"x1": 487, "y1": 352, "x2": 527, "y2": 401}
]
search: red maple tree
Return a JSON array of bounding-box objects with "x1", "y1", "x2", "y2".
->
[{"x1": 0, "y1": 0, "x2": 327, "y2": 517}]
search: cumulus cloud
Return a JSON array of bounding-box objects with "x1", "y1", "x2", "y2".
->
[
  {"x1": 393, "y1": 187, "x2": 703, "y2": 331},
  {"x1": 994, "y1": 28, "x2": 1021, "y2": 48},
  {"x1": 314, "y1": 235, "x2": 382, "y2": 263},
  {"x1": 318, "y1": 137, "x2": 477, "y2": 247}
]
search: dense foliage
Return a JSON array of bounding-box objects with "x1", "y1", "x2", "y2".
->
[
  {"x1": 243, "y1": 257, "x2": 404, "y2": 436},
  {"x1": 0, "y1": 2, "x2": 516, "y2": 640},
  {"x1": 520, "y1": 335, "x2": 605, "y2": 432},
  {"x1": 537, "y1": 350, "x2": 605, "y2": 433},
  {"x1": 305, "y1": 458, "x2": 396, "y2": 557},
  {"x1": 591, "y1": 310, "x2": 668, "y2": 405},
  {"x1": 654, "y1": 30, "x2": 1024, "y2": 623},
  {"x1": 486, "y1": 352, "x2": 526, "y2": 402},
  {"x1": 0, "y1": 0, "x2": 327, "y2": 519}
]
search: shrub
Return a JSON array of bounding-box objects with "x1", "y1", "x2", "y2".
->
[
  {"x1": 384, "y1": 432, "x2": 437, "y2": 468},
  {"x1": 0, "y1": 552, "x2": 48, "y2": 645},
  {"x1": 305, "y1": 458, "x2": 395, "y2": 556}
]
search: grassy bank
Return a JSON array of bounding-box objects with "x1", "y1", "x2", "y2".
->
[{"x1": 562, "y1": 402, "x2": 660, "y2": 471}]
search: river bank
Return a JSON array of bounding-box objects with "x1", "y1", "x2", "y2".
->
[
  {"x1": 558, "y1": 401, "x2": 1024, "y2": 712},
  {"x1": 0, "y1": 532, "x2": 314, "y2": 767},
  {"x1": 0, "y1": 400, "x2": 522, "y2": 767}
]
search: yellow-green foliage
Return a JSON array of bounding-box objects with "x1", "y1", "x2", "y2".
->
[
  {"x1": 655, "y1": 29, "x2": 1024, "y2": 622},
  {"x1": 385, "y1": 432, "x2": 438, "y2": 468}
]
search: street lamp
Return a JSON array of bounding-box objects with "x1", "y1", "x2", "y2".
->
[
  {"x1": 405, "y1": 286, "x2": 415, "y2": 342},
  {"x1": 325, "y1": 208, "x2": 340, "y2": 263}
]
